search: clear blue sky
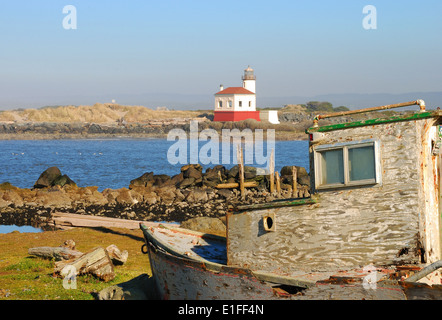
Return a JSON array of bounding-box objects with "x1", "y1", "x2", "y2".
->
[{"x1": 0, "y1": 0, "x2": 441, "y2": 109}]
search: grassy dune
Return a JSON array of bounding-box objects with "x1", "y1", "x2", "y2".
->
[{"x1": 0, "y1": 103, "x2": 208, "y2": 124}]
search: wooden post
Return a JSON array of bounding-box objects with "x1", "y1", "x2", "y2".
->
[
  {"x1": 269, "y1": 149, "x2": 275, "y2": 193},
  {"x1": 275, "y1": 171, "x2": 281, "y2": 195},
  {"x1": 292, "y1": 166, "x2": 297, "y2": 198},
  {"x1": 237, "y1": 145, "x2": 245, "y2": 199}
]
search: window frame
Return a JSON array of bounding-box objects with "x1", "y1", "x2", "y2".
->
[{"x1": 313, "y1": 139, "x2": 382, "y2": 190}]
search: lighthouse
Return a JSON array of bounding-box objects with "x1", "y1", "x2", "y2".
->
[
  {"x1": 213, "y1": 66, "x2": 261, "y2": 122},
  {"x1": 242, "y1": 65, "x2": 256, "y2": 93}
]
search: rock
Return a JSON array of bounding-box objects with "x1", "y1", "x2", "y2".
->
[
  {"x1": 175, "y1": 189, "x2": 186, "y2": 201},
  {"x1": 106, "y1": 244, "x2": 128, "y2": 265},
  {"x1": 35, "y1": 189, "x2": 72, "y2": 208},
  {"x1": 102, "y1": 188, "x2": 119, "y2": 205},
  {"x1": 183, "y1": 166, "x2": 203, "y2": 180},
  {"x1": 202, "y1": 178, "x2": 218, "y2": 188},
  {"x1": 216, "y1": 189, "x2": 233, "y2": 199},
  {"x1": 75, "y1": 186, "x2": 107, "y2": 206},
  {"x1": 0, "y1": 182, "x2": 18, "y2": 191},
  {"x1": 129, "y1": 189, "x2": 143, "y2": 204},
  {"x1": 143, "y1": 191, "x2": 158, "y2": 205},
  {"x1": 178, "y1": 177, "x2": 195, "y2": 189},
  {"x1": 244, "y1": 166, "x2": 257, "y2": 180},
  {"x1": 185, "y1": 188, "x2": 208, "y2": 203},
  {"x1": 228, "y1": 165, "x2": 239, "y2": 179},
  {"x1": 152, "y1": 174, "x2": 171, "y2": 187},
  {"x1": 180, "y1": 217, "x2": 226, "y2": 237},
  {"x1": 129, "y1": 172, "x2": 154, "y2": 188},
  {"x1": 2, "y1": 190, "x2": 24, "y2": 207},
  {"x1": 52, "y1": 174, "x2": 77, "y2": 188},
  {"x1": 154, "y1": 186, "x2": 176, "y2": 204},
  {"x1": 203, "y1": 169, "x2": 220, "y2": 182},
  {"x1": 280, "y1": 166, "x2": 310, "y2": 187},
  {"x1": 34, "y1": 167, "x2": 62, "y2": 189},
  {"x1": 115, "y1": 188, "x2": 137, "y2": 205},
  {"x1": 170, "y1": 173, "x2": 184, "y2": 187},
  {"x1": 181, "y1": 164, "x2": 203, "y2": 173}
]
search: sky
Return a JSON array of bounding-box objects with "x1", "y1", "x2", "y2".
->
[{"x1": 0, "y1": 0, "x2": 442, "y2": 110}]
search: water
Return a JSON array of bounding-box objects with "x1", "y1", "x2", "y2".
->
[
  {"x1": 0, "y1": 138, "x2": 309, "y2": 233},
  {"x1": 0, "y1": 139, "x2": 309, "y2": 191},
  {"x1": 0, "y1": 225, "x2": 42, "y2": 234}
]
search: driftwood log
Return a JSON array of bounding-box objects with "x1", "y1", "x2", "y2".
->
[
  {"x1": 28, "y1": 247, "x2": 83, "y2": 261},
  {"x1": 54, "y1": 247, "x2": 115, "y2": 282},
  {"x1": 216, "y1": 181, "x2": 258, "y2": 189},
  {"x1": 106, "y1": 244, "x2": 128, "y2": 265}
]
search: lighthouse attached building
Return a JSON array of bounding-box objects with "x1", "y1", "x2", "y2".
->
[{"x1": 213, "y1": 67, "x2": 261, "y2": 122}]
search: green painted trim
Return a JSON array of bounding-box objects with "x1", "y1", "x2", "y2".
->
[
  {"x1": 234, "y1": 197, "x2": 317, "y2": 212},
  {"x1": 306, "y1": 111, "x2": 437, "y2": 133}
]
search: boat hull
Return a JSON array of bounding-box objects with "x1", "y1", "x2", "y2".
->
[
  {"x1": 146, "y1": 238, "x2": 283, "y2": 300},
  {"x1": 140, "y1": 224, "x2": 442, "y2": 300}
]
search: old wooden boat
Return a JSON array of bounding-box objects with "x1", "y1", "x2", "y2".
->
[{"x1": 141, "y1": 100, "x2": 442, "y2": 300}]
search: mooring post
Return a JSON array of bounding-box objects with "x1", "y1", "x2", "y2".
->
[
  {"x1": 275, "y1": 171, "x2": 281, "y2": 195},
  {"x1": 292, "y1": 166, "x2": 297, "y2": 198},
  {"x1": 269, "y1": 149, "x2": 275, "y2": 194},
  {"x1": 237, "y1": 145, "x2": 245, "y2": 200}
]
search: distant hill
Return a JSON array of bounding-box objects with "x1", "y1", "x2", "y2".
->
[{"x1": 259, "y1": 91, "x2": 442, "y2": 110}]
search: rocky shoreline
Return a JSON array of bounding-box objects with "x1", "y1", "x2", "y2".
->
[{"x1": 0, "y1": 164, "x2": 310, "y2": 231}]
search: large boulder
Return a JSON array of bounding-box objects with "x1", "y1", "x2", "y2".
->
[
  {"x1": 34, "y1": 167, "x2": 62, "y2": 189},
  {"x1": 34, "y1": 167, "x2": 76, "y2": 189}
]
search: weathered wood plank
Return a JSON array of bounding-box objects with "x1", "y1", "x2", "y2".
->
[{"x1": 50, "y1": 212, "x2": 172, "y2": 230}]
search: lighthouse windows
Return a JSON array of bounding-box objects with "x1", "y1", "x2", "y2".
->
[
  {"x1": 239, "y1": 101, "x2": 242, "y2": 107},
  {"x1": 228, "y1": 101, "x2": 233, "y2": 108},
  {"x1": 218, "y1": 101, "x2": 222, "y2": 108}
]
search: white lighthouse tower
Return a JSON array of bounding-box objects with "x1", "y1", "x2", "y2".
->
[{"x1": 242, "y1": 66, "x2": 256, "y2": 93}]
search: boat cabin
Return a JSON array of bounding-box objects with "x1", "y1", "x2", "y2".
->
[{"x1": 226, "y1": 100, "x2": 442, "y2": 285}]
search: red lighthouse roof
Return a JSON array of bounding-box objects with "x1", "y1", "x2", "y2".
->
[{"x1": 215, "y1": 87, "x2": 255, "y2": 95}]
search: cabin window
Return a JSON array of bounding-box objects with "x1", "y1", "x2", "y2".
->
[{"x1": 314, "y1": 140, "x2": 380, "y2": 189}]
